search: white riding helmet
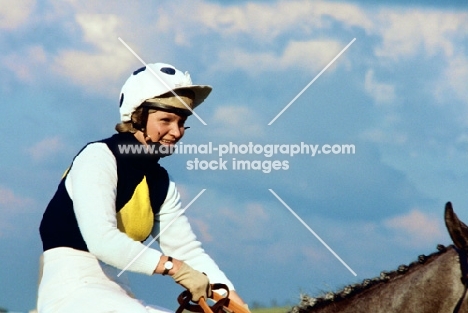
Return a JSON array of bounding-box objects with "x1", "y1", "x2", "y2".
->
[{"x1": 119, "y1": 63, "x2": 212, "y2": 121}]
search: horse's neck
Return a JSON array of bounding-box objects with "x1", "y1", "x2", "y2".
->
[{"x1": 309, "y1": 247, "x2": 466, "y2": 313}]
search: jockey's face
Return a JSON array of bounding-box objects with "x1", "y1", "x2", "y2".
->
[{"x1": 145, "y1": 110, "x2": 187, "y2": 146}]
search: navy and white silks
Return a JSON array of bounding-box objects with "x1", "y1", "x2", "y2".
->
[{"x1": 38, "y1": 132, "x2": 233, "y2": 313}]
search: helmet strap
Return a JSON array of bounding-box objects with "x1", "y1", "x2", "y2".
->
[
  {"x1": 133, "y1": 106, "x2": 150, "y2": 139},
  {"x1": 142, "y1": 106, "x2": 150, "y2": 141}
]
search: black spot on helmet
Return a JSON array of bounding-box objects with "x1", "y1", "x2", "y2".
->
[
  {"x1": 119, "y1": 93, "x2": 124, "y2": 108},
  {"x1": 133, "y1": 66, "x2": 146, "y2": 75},
  {"x1": 160, "y1": 67, "x2": 176, "y2": 75}
]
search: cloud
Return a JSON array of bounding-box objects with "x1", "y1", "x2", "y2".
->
[
  {"x1": 190, "y1": 218, "x2": 214, "y2": 242},
  {"x1": 52, "y1": 13, "x2": 136, "y2": 96},
  {"x1": 383, "y1": 209, "x2": 445, "y2": 247},
  {"x1": 211, "y1": 105, "x2": 265, "y2": 138},
  {"x1": 214, "y1": 39, "x2": 346, "y2": 75},
  {"x1": 0, "y1": 186, "x2": 35, "y2": 238},
  {"x1": 190, "y1": 200, "x2": 273, "y2": 245},
  {"x1": 25, "y1": 136, "x2": 65, "y2": 162},
  {"x1": 184, "y1": 190, "x2": 330, "y2": 267},
  {"x1": 75, "y1": 13, "x2": 125, "y2": 53},
  {"x1": 364, "y1": 69, "x2": 396, "y2": 105},
  {"x1": 447, "y1": 56, "x2": 468, "y2": 102},
  {"x1": 374, "y1": 10, "x2": 468, "y2": 60},
  {"x1": 0, "y1": 187, "x2": 33, "y2": 207},
  {"x1": 219, "y1": 202, "x2": 269, "y2": 229},
  {"x1": 187, "y1": 192, "x2": 275, "y2": 246},
  {"x1": 185, "y1": 196, "x2": 294, "y2": 268},
  {"x1": 437, "y1": 54, "x2": 468, "y2": 104},
  {"x1": 2, "y1": 45, "x2": 47, "y2": 83},
  {"x1": 0, "y1": 0, "x2": 36, "y2": 29},
  {"x1": 163, "y1": 0, "x2": 372, "y2": 41},
  {"x1": 360, "y1": 128, "x2": 407, "y2": 145},
  {"x1": 312, "y1": 1, "x2": 373, "y2": 32},
  {"x1": 6, "y1": 0, "x2": 464, "y2": 99},
  {"x1": 281, "y1": 40, "x2": 347, "y2": 72},
  {"x1": 151, "y1": 1, "x2": 365, "y2": 75}
]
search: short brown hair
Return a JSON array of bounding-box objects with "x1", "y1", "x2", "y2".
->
[{"x1": 115, "y1": 106, "x2": 157, "y2": 133}]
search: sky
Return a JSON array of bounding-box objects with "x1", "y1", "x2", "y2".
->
[{"x1": 1, "y1": 0, "x2": 468, "y2": 312}]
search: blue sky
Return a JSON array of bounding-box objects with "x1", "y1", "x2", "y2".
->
[{"x1": 1, "y1": 0, "x2": 468, "y2": 312}]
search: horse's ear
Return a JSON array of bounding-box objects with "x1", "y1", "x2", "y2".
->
[{"x1": 445, "y1": 202, "x2": 468, "y2": 251}]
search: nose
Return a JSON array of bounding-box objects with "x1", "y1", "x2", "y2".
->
[{"x1": 168, "y1": 122, "x2": 184, "y2": 139}]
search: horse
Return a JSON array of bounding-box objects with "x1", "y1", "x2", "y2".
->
[{"x1": 290, "y1": 202, "x2": 468, "y2": 313}]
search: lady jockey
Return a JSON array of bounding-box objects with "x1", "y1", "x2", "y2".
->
[{"x1": 37, "y1": 63, "x2": 247, "y2": 313}]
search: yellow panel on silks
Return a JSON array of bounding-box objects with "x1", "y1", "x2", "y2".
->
[
  {"x1": 116, "y1": 176, "x2": 154, "y2": 242},
  {"x1": 61, "y1": 167, "x2": 70, "y2": 179}
]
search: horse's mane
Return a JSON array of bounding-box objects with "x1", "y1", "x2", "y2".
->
[{"x1": 291, "y1": 244, "x2": 453, "y2": 313}]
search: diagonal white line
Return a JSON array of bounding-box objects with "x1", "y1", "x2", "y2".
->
[
  {"x1": 118, "y1": 37, "x2": 207, "y2": 126},
  {"x1": 269, "y1": 189, "x2": 357, "y2": 276},
  {"x1": 118, "y1": 189, "x2": 207, "y2": 276},
  {"x1": 268, "y1": 38, "x2": 356, "y2": 125}
]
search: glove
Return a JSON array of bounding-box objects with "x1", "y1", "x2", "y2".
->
[{"x1": 171, "y1": 262, "x2": 212, "y2": 302}]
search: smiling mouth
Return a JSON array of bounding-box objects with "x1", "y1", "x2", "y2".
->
[{"x1": 159, "y1": 139, "x2": 176, "y2": 145}]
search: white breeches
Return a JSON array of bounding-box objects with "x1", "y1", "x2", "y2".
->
[{"x1": 37, "y1": 247, "x2": 172, "y2": 313}]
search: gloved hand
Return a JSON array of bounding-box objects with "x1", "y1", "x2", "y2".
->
[{"x1": 171, "y1": 262, "x2": 212, "y2": 302}]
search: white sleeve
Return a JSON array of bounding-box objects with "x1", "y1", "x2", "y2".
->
[
  {"x1": 65, "y1": 142, "x2": 162, "y2": 275},
  {"x1": 153, "y1": 180, "x2": 235, "y2": 290}
]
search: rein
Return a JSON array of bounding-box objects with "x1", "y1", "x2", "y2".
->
[
  {"x1": 176, "y1": 284, "x2": 249, "y2": 313},
  {"x1": 454, "y1": 248, "x2": 468, "y2": 313}
]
